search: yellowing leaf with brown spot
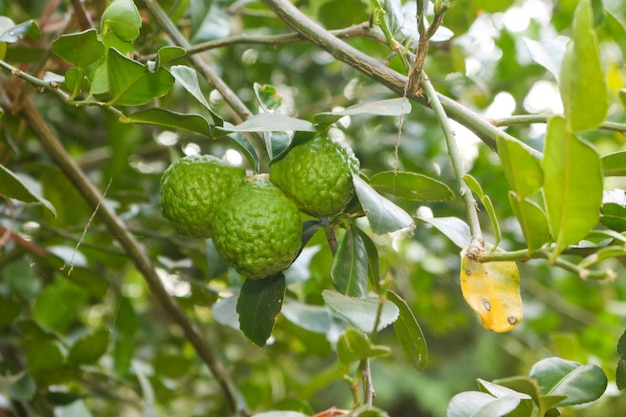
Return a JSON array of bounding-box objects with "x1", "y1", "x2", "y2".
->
[{"x1": 460, "y1": 248, "x2": 522, "y2": 333}]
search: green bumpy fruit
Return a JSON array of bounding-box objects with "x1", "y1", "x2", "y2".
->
[
  {"x1": 160, "y1": 154, "x2": 246, "y2": 238},
  {"x1": 212, "y1": 176, "x2": 302, "y2": 280},
  {"x1": 270, "y1": 137, "x2": 360, "y2": 217}
]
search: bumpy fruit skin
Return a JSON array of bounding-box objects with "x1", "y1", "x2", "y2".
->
[
  {"x1": 212, "y1": 176, "x2": 302, "y2": 280},
  {"x1": 270, "y1": 137, "x2": 360, "y2": 217},
  {"x1": 160, "y1": 154, "x2": 246, "y2": 238}
]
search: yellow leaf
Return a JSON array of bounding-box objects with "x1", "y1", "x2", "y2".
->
[{"x1": 460, "y1": 248, "x2": 523, "y2": 332}]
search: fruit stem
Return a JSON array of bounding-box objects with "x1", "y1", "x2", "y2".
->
[{"x1": 322, "y1": 217, "x2": 339, "y2": 255}]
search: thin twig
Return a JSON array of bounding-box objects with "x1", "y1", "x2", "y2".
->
[
  {"x1": 493, "y1": 114, "x2": 626, "y2": 134},
  {"x1": 362, "y1": 358, "x2": 375, "y2": 405},
  {"x1": 15, "y1": 92, "x2": 248, "y2": 417},
  {"x1": 70, "y1": 0, "x2": 94, "y2": 30}
]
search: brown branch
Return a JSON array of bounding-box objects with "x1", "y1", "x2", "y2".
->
[
  {"x1": 70, "y1": 0, "x2": 95, "y2": 30},
  {"x1": 14, "y1": 92, "x2": 248, "y2": 417}
]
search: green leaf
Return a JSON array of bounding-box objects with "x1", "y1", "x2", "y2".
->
[
  {"x1": 336, "y1": 328, "x2": 390, "y2": 367},
  {"x1": 122, "y1": 108, "x2": 214, "y2": 137},
  {"x1": 446, "y1": 391, "x2": 522, "y2": 417},
  {"x1": 605, "y1": 11, "x2": 626, "y2": 64},
  {"x1": 254, "y1": 83, "x2": 283, "y2": 111},
  {"x1": 354, "y1": 227, "x2": 382, "y2": 292},
  {"x1": 331, "y1": 225, "x2": 368, "y2": 298},
  {"x1": 68, "y1": 329, "x2": 110, "y2": 365},
  {"x1": 616, "y1": 359, "x2": 626, "y2": 390},
  {"x1": 418, "y1": 216, "x2": 471, "y2": 249},
  {"x1": 107, "y1": 48, "x2": 174, "y2": 106},
  {"x1": 559, "y1": 0, "x2": 608, "y2": 131},
  {"x1": 51, "y1": 29, "x2": 104, "y2": 68},
  {"x1": 101, "y1": 0, "x2": 142, "y2": 41},
  {"x1": 522, "y1": 37, "x2": 565, "y2": 81},
  {"x1": 322, "y1": 290, "x2": 399, "y2": 333},
  {"x1": 265, "y1": 130, "x2": 291, "y2": 161},
  {"x1": 314, "y1": 98, "x2": 411, "y2": 125},
  {"x1": 215, "y1": 113, "x2": 316, "y2": 134},
  {"x1": 492, "y1": 376, "x2": 542, "y2": 405},
  {"x1": 496, "y1": 135, "x2": 543, "y2": 199},
  {"x1": 0, "y1": 164, "x2": 56, "y2": 216},
  {"x1": 387, "y1": 291, "x2": 427, "y2": 372},
  {"x1": 369, "y1": 171, "x2": 454, "y2": 202},
  {"x1": 352, "y1": 174, "x2": 415, "y2": 235},
  {"x1": 476, "y1": 380, "x2": 534, "y2": 417},
  {"x1": 169, "y1": 65, "x2": 222, "y2": 125},
  {"x1": 617, "y1": 330, "x2": 626, "y2": 358},
  {"x1": 529, "y1": 357, "x2": 607, "y2": 406},
  {"x1": 24, "y1": 340, "x2": 64, "y2": 372},
  {"x1": 237, "y1": 274, "x2": 286, "y2": 346},
  {"x1": 227, "y1": 132, "x2": 261, "y2": 173},
  {"x1": 541, "y1": 116, "x2": 602, "y2": 262},
  {"x1": 155, "y1": 46, "x2": 186, "y2": 67},
  {"x1": 0, "y1": 18, "x2": 41, "y2": 43},
  {"x1": 602, "y1": 151, "x2": 626, "y2": 177},
  {"x1": 463, "y1": 174, "x2": 501, "y2": 250},
  {"x1": 509, "y1": 192, "x2": 550, "y2": 254},
  {"x1": 578, "y1": 245, "x2": 626, "y2": 268},
  {"x1": 0, "y1": 296, "x2": 20, "y2": 328},
  {"x1": 281, "y1": 299, "x2": 331, "y2": 334}
]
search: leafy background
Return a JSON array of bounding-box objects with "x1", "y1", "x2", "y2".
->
[{"x1": 1, "y1": 0, "x2": 626, "y2": 416}]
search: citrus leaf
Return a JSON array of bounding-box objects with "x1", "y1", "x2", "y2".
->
[
  {"x1": 529, "y1": 357, "x2": 607, "y2": 406},
  {"x1": 237, "y1": 274, "x2": 286, "y2": 346},
  {"x1": 496, "y1": 135, "x2": 543, "y2": 199},
  {"x1": 51, "y1": 29, "x2": 104, "y2": 68},
  {"x1": 509, "y1": 192, "x2": 549, "y2": 254},
  {"x1": 0, "y1": 296, "x2": 20, "y2": 328},
  {"x1": 463, "y1": 174, "x2": 501, "y2": 250},
  {"x1": 122, "y1": 108, "x2": 214, "y2": 137},
  {"x1": 616, "y1": 359, "x2": 626, "y2": 390},
  {"x1": 369, "y1": 171, "x2": 454, "y2": 202},
  {"x1": 460, "y1": 248, "x2": 522, "y2": 333},
  {"x1": 0, "y1": 164, "x2": 56, "y2": 217},
  {"x1": 68, "y1": 329, "x2": 110, "y2": 365},
  {"x1": 522, "y1": 37, "x2": 564, "y2": 81},
  {"x1": 559, "y1": 0, "x2": 608, "y2": 131},
  {"x1": 541, "y1": 116, "x2": 602, "y2": 262},
  {"x1": 322, "y1": 290, "x2": 399, "y2": 333},
  {"x1": 578, "y1": 245, "x2": 626, "y2": 268},
  {"x1": 216, "y1": 113, "x2": 315, "y2": 134},
  {"x1": 169, "y1": 65, "x2": 222, "y2": 126},
  {"x1": 491, "y1": 376, "x2": 542, "y2": 405},
  {"x1": 265, "y1": 130, "x2": 291, "y2": 161},
  {"x1": 618, "y1": 330, "x2": 626, "y2": 359},
  {"x1": 418, "y1": 216, "x2": 471, "y2": 249},
  {"x1": 352, "y1": 174, "x2": 415, "y2": 235},
  {"x1": 602, "y1": 151, "x2": 626, "y2": 177},
  {"x1": 101, "y1": 0, "x2": 142, "y2": 41},
  {"x1": 254, "y1": 83, "x2": 283, "y2": 111},
  {"x1": 0, "y1": 18, "x2": 41, "y2": 43},
  {"x1": 155, "y1": 46, "x2": 185, "y2": 68},
  {"x1": 314, "y1": 98, "x2": 411, "y2": 124},
  {"x1": 354, "y1": 227, "x2": 381, "y2": 292},
  {"x1": 331, "y1": 225, "x2": 368, "y2": 298},
  {"x1": 107, "y1": 49, "x2": 174, "y2": 106},
  {"x1": 336, "y1": 328, "x2": 391, "y2": 367},
  {"x1": 227, "y1": 132, "x2": 260, "y2": 173},
  {"x1": 281, "y1": 299, "x2": 331, "y2": 334},
  {"x1": 604, "y1": 12, "x2": 626, "y2": 76},
  {"x1": 387, "y1": 290, "x2": 427, "y2": 372},
  {"x1": 446, "y1": 391, "x2": 522, "y2": 417}
]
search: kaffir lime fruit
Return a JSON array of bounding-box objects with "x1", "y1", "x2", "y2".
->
[
  {"x1": 212, "y1": 176, "x2": 302, "y2": 280},
  {"x1": 160, "y1": 154, "x2": 246, "y2": 238},
  {"x1": 270, "y1": 137, "x2": 360, "y2": 217}
]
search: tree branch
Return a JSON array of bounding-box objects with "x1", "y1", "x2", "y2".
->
[
  {"x1": 262, "y1": 0, "x2": 543, "y2": 160},
  {"x1": 14, "y1": 92, "x2": 248, "y2": 417}
]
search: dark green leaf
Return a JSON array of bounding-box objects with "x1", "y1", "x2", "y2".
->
[
  {"x1": 322, "y1": 290, "x2": 399, "y2": 333},
  {"x1": 617, "y1": 330, "x2": 626, "y2": 358},
  {"x1": 602, "y1": 151, "x2": 626, "y2": 177},
  {"x1": 51, "y1": 29, "x2": 104, "y2": 67},
  {"x1": 497, "y1": 135, "x2": 543, "y2": 199},
  {"x1": 387, "y1": 291, "x2": 427, "y2": 372},
  {"x1": 237, "y1": 274, "x2": 286, "y2": 346},
  {"x1": 314, "y1": 98, "x2": 411, "y2": 124},
  {"x1": 331, "y1": 225, "x2": 368, "y2": 298},
  {"x1": 559, "y1": 0, "x2": 608, "y2": 131},
  {"x1": 509, "y1": 192, "x2": 550, "y2": 254},
  {"x1": 369, "y1": 171, "x2": 454, "y2": 202},
  {"x1": 24, "y1": 340, "x2": 64, "y2": 372},
  {"x1": 216, "y1": 113, "x2": 315, "y2": 134},
  {"x1": 254, "y1": 83, "x2": 283, "y2": 111},
  {"x1": 114, "y1": 297, "x2": 138, "y2": 336},
  {"x1": 0, "y1": 164, "x2": 56, "y2": 216},
  {"x1": 301, "y1": 220, "x2": 322, "y2": 249},
  {"x1": 446, "y1": 391, "x2": 522, "y2": 417},
  {"x1": 45, "y1": 391, "x2": 85, "y2": 406},
  {"x1": 65, "y1": 267, "x2": 108, "y2": 299},
  {"x1": 101, "y1": 0, "x2": 142, "y2": 41},
  {"x1": 281, "y1": 299, "x2": 331, "y2": 334},
  {"x1": 541, "y1": 116, "x2": 602, "y2": 262},
  {"x1": 107, "y1": 49, "x2": 174, "y2": 106},
  {"x1": 0, "y1": 296, "x2": 20, "y2": 328},
  {"x1": 265, "y1": 130, "x2": 291, "y2": 161},
  {"x1": 617, "y1": 359, "x2": 626, "y2": 390},
  {"x1": 354, "y1": 227, "x2": 381, "y2": 292},
  {"x1": 417, "y1": 216, "x2": 471, "y2": 249},
  {"x1": 529, "y1": 357, "x2": 607, "y2": 406},
  {"x1": 122, "y1": 108, "x2": 213, "y2": 137},
  {"x1": 352, "y1": 174, "x2": 415, "y2": 235},
  {"x1": 68, "y1": 329, "x2": 110, "y2": 365},
  {"x1": 336, "y1": 328, "x2": 390, "y2": 367},
  {"x1": 0, "y1": 18, "x2": 41, "y2": 43}
]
